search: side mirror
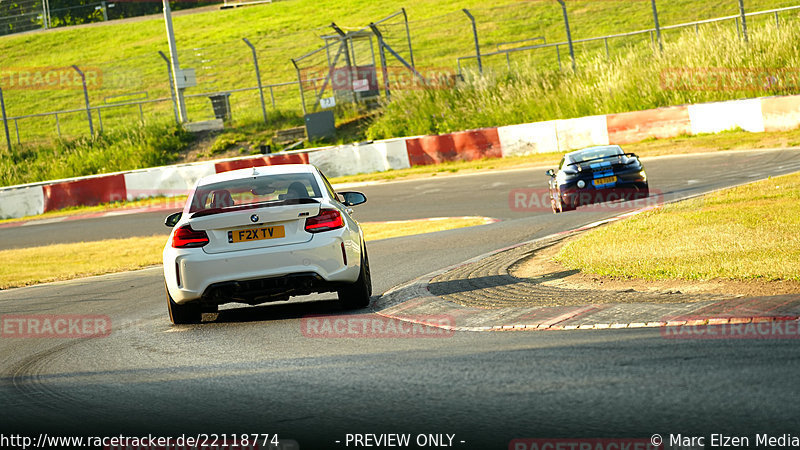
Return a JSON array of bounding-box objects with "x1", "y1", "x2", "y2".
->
[
  {"x1": 545, "y1": 169, "x2": 556, "y2": 177},
  {"x1": 165, "y1": 211, "x2": 183, "y2": 228},
  {"x1": 339, "y1": 191, "x2": 367, "y2": 207}
]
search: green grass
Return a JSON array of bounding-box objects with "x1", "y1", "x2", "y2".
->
[
  {"x1": 368, "y1": 22, "x2": 800, "y2": 138},
  {"x1": 0, "y1": 123, "x2": 193, "y2": 186},
  {"x1": 556, "y1": 172, "x2": 800, "y2": 282},
  {"x1": 1, "y1": 0, "x2": 797, "y2": 144}
]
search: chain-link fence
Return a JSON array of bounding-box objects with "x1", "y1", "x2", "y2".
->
[{"x1": 3, "y1": 1, "x2": 800, "y2": 150}]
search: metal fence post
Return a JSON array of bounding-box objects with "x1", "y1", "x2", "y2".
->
[
  {"x1": 99, "y1": 1, "x2": 108, "y2": 21},
  {"x1": 71, "y1": 65, "x2": 94, "y2": 136},
  {"x1": 269, "y1": 86, "x2": 275, "y2": 109},
  {"x1": 775, "y1": 11, "x2": 780, "y2": 29},
  {"x1": 291, "y1": 59, "x2": 308, "y2": 116},
  {"x1": 158, "y1": 51, "x2": 180, "y2": 125},
  {"x1": 401, "y1": 8, "x2": 415, "y2": 70},
  {"x1": 41, "y1": 0, "x2": 48, "y2": 30},
  {"x1": 243, "y1": 38, "x2": 268, "y2": 125},
  {"x1": 369, "y1": 23, "x2": 392, "y2": 101},
  {"x1": 556, "y1": 44, "x2": 562, "y2": 71},
  {"x1": 0, "y1": 87, "x2": 11, "y2": 152},
  {"x1": 735, "y1": 17, "x2": 741, "y2": 39},
  {"x1": 556, "y1": 0, "x2": 576, "y2": 72},
  {"x1": 462, "y1": 9, "x2": 482, "y2": 74},
  {"x1": 163, "y1": 0, "x2": 188, "y2": 124},
  {"x1": 651, "y1": 0, "x2": 663, "y2": 52},
  {"x1": 738, "y1": 0, "x2": 748, "y2": 42}
]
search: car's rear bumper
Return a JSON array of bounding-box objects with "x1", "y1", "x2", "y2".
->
[
  {"x1": 561, "y1": 181, "x2": 649, "y2": 207},
  {"x1": 163, "y1": 231, "x2": 361, "y2": 304}
]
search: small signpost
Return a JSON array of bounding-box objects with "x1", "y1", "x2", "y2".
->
[{"x1": 320, "y1": 96, "x2": 336, "y2": 109}]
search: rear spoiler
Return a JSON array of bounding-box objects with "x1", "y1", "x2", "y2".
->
[
  {"x1": 567, "y1": 153, "x2": 638, "y2": 166},
  {"x1": 190, "y1": 197, "x2": 320, "y2": 219}
]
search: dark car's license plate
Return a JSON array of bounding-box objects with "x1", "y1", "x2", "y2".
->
[{"x1": 592, "y1": 176, "x2": 617, "y2": 186}]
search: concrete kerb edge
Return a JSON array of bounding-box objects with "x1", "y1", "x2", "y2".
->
[{"x1": 371, "y1": 177, "x2": 800, "y2": 332}]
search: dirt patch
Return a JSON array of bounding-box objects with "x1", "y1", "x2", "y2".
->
[
  {"x1": 510, "y1": 237, "x2": 800, "y2": 298},
  {"x1": 175, "y1": 130, "x2": 263, "y2": 164}
]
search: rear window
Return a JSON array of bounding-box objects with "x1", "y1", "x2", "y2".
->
[
  {"x1": 571, "y1": 146, "x2": 623, "y2": 163},
  {"x1": 189, "y1": 173, "x2": 323, "y2": 213}
]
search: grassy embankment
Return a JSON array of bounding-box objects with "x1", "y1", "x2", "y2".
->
[
  {"x1": 557, "y1": 172, "x2": 800, "y2": 282},
  {"x1": 1, "y1": 0, "x2": 799, "y2": 187}
]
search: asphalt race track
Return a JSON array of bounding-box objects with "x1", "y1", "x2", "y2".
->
[{"x1": 2, "y1": 149, "x2": 800, "y2": 448}]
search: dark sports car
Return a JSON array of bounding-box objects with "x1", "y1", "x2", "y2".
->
[{"x1": 546, "y1": 145, "x2": 648, "y2": 213}]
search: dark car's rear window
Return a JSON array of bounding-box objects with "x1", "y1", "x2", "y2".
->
[{"x1": 569, "y1": 146, "x2": 623, "y2": 163}]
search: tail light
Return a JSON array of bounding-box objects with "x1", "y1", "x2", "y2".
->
[
  {"x1": 305, "y1": 209, "x2": 344, "y2": 233},
  {"x1": 172, "y1": 225, "x2": 209, "y2": 248}
]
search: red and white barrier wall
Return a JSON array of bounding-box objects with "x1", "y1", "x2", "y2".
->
[{"x1": 3, "y1": 93, "x2": 800, "y2": 220}]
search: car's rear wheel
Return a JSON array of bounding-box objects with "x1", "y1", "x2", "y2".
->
[
  {"x1": 338, "y1": 244, "x2": 372, "y2": 309},
  {"x1": 166, "y1": 283, "x2": 202, "y2": 325},
  {"x1": 556, "y1": 192, "x2": 575, "y2": 213},
  {"x1": 550, "y1": 189, "x2": 560, "y2": 214}
]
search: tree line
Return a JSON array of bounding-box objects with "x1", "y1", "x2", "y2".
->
[{"x1": 1, "y1": 1, "x2": 220, "y2": 36}]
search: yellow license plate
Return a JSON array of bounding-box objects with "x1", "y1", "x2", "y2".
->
[
  {"x1": 228, "y1": 226, "x2": 285, "y2": 243},
  {"x1": 592, "y1": 175, "x2": 617, "y2": 186}
]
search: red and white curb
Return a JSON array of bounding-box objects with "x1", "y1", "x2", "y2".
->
[{"x1": 371, "y1": 201, "x2": 800, "y2": 332}]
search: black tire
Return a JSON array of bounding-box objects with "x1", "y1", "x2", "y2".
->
[
  {"x1": 166, "y1": 283, "x2": 202, "y2": 325},
  {"x1": 550, "y1": 189, "x2": 560, "y2": 214},
  {"x1": 338, "y1": 244, "x2": 372, "y2": 309},
  {"x1": 557, "y1": 192, "x2": 576, "y2": 212}
]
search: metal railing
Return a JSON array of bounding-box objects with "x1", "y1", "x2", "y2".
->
[
  {"x1": 456, "y1": 4, "x2": 800, "y2": 75},
  {"x1": 0, "y1": 76, "x2": 328, "y2": 146}
]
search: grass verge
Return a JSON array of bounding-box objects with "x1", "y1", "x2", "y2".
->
[
  {"x1": 0, "y1": 217, "x2": 494, "y2": 289},
  {"x1": 0, "y1": 124, "x2": 193, "y2": 187},
  {"x1": 556, "y1": 172, "x2": 800, "y2": 282}
]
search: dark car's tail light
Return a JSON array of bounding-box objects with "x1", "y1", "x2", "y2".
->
[
  {"x1": 305, "y1": 209, "x2": 344, "y2": 233},
  {"x1": 172, "y1": 225, "x2": 209, "y2": 248}
]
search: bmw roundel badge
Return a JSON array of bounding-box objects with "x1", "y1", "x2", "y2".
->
[{"x1": 250, "y1": 214, "x2": 259, "y2": 223}]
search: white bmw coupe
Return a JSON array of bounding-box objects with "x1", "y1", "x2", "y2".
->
[{"x1": 162, "y1": 164, "x2": 371, "y2": 324}]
